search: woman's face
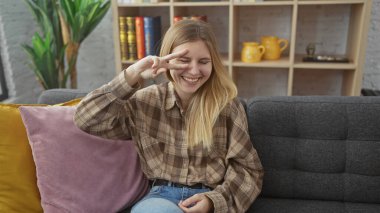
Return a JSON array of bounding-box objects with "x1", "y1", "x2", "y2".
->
[{"x1": 169, "y1": 40, "x2": 212, "y2": 101}]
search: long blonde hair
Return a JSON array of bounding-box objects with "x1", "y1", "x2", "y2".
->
[{"x1": 160, "y1": 20, "x2": 237, "y2": 149}]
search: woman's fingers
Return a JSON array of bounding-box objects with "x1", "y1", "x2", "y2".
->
[
  {"x1": 167, "y1": 63, "x2": 188, "y2": 70},
  {"x1": 162, "y1": 49, "x2": 189, "y2": 61},
  {"x1": 151, "y1": 56, "x2": 160, "y2": 69},
  {"x1": 140, "y1": 50, "x2": 188, "y2": 79}
]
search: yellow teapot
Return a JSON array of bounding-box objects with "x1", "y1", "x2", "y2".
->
[
  {"x1": 261, "y1": 36, "x2": 288, "y2": 60},
  {"x1": 241, "y1": 42, "x2": 266, "y2": 63}
]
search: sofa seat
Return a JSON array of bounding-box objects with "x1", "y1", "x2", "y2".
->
[{"x1": 249, "y1": 198, "x2": 380, "y2": 213}]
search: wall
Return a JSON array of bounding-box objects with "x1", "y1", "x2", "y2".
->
[
  {"x1": 0, "y1": 0, "x2": 41, "y2": 103},
  {"x1": 0, "y1": 0, "x2": 115, "y2": 103},
  {"x1": 363, "y1": 0, "x2": 380, "y2": 90},
  {"x1": 0, "y1": 1, "x2": 379, "y2": 103}
]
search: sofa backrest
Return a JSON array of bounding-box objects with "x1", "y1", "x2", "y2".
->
[
  {"x1": 38, "y1": 89, "x2": 89, "y2": 104},
  {"x1": 246, "y1": 96, "x2": 380, "y2": 204}
]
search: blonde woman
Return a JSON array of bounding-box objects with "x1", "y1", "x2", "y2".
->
[{"x1": 74, "y1": 20, "x2": 263, "y2": 213}]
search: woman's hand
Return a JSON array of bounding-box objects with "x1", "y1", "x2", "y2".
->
[
  {"x1": 127, "y1": 49, "x2": 189, "y2": 81},
  {"x1": 178, "y1": 193, "x2": 214, "y2": 213}
]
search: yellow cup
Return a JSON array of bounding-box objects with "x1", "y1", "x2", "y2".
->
[
  {"x1": 261, "y1": 36, "x2": 288, "y2": 60},
  {"x1": 241, "y1": 42, "x2": 266, "y2": 63}
]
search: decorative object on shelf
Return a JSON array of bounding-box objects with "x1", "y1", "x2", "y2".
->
[
  {"x1": 303, "y1": 55, "x2": 349, "y2": 63},
  {"x1": 261, "y1": 36, "x2": 288, "y2": 60},
  {"x1": 241, "y1": 42, "x2": 265, "y2": 63},
  {"x1": 306, "y1": 42, "x2": 316, "y2": 56},
  {"x1": 174, "y1": 15, "x2": 207, "y2": 24},
  {"x1": 23, "y1": 0, "x2": 111, "y2": 89},
  {"x1": 302, "y1": 42, "x2": 349, "y2": 63}
]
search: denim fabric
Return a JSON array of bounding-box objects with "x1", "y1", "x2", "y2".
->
[{"x1": 131, "y1": 186, "x2": 210, "y2": 213}]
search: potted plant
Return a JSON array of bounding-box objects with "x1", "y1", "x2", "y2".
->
[{"x1": 23, "y1": 0, "x2": 110, "y2": 89}]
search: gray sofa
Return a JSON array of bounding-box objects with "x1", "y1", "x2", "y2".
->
[{"x1": 39, "y1": 89, "x2": 380, "y2": 213}]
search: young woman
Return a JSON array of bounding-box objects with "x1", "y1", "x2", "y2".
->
[{"x1": 74, "y1": 20, "x2": 263, "y2": 213}]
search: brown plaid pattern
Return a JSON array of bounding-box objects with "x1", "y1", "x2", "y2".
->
[{"x1": 74, "y1": 71, "x2": 264, "y2": 213}]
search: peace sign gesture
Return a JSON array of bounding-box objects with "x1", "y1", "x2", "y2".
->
[{"x1": 125, "y1": 49, "x2": 189, "y2": 85}]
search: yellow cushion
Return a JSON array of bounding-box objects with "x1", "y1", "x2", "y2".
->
[{"x1": 0, "y1": 98, "x2": 81, "y2": 213}]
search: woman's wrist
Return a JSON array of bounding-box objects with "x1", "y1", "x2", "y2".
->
[{"x1": 124, "y1": 65, "x2": 141, "y2": 87}]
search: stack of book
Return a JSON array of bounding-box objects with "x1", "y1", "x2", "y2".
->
[
  {"x1": 119, "y1": 16, "x2": 162, "y2": 61},
  {"x1": 174, "y1": 15, "x2": 207, "y2": 23}
]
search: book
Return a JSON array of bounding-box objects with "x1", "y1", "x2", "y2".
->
[
  {"x1": 144, "y1": 16, "x2": 161, "y2": 56},
  {"x1": 135, "y1": 16, "x2": 145, "y2": 59},
  {"x1": 191, "y1": 15, "x2": 207, "y2": 22},
  {"x1": 174, "y1": 16, "x2": 183, "y2": 23},
  {"x1": 126, "y1": 17, "x2": 137, "y2": 61},
  {"x1": 118, "y1": 17, "x2": 128, "y2": 61}
]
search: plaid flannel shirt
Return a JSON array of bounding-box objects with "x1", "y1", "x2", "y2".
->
[{"x1": 74, "y1": 70, "x2": 263, "y2": 212}]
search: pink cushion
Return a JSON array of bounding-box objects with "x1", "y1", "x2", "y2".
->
[{"x1": 19, "y1": 106, "x2": 149, "y2": 212}]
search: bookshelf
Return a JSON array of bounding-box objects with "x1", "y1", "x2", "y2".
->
[{"x1": 112, "y1": 0, "x2": 372, "y2": 98}]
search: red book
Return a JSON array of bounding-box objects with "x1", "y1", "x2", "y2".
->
[
  {"x1": 174, "y1": 16, "x2": 182, "y2": 24},
  {"x1": 135, "y1": 16, "x2": 145, "y2": 59}
]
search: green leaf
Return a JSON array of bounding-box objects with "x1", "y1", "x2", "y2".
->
[
  {"x1": 59, "y1": 0, "x2": 110, "y2": 43},
  {"x1": 23, "y1": 0, "x2": 67, "y2": 89}
]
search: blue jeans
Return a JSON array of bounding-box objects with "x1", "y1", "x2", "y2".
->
[{"x1": 131, "y1": 185, "x2": 211, "y2": 213}]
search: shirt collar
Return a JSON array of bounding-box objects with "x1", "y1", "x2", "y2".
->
[{"x1": 165, "y1": 81, "x2": 178, "y2": 110}]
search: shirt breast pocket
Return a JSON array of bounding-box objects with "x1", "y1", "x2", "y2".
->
[{"x1": 138, "y1": 131, "x2": 165, "y2": 174}]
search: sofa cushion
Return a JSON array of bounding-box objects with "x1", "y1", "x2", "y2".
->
[
  {"x1": 247, "y1": 96, "x2": 380, "y2": 204},
  {"x1": 248, "y1": 198, "x2": 380, "y2": 213},
  {"x1": 0, "y1": 104, "x2": 44, "y2": 213},
  {"x1": 19, "y1": 106, "x2": 149, "y2": 213},
  {"x1": 0, "y1": 99, "x2": 80, "y2": 213}
]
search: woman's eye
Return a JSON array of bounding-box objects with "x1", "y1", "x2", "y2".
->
[
  {"x1": 200, "y1": 60, "x2": 210, "y2": 64},
  {"x1": 178, "y1": 59, "x2": 189, "y2": 63}
]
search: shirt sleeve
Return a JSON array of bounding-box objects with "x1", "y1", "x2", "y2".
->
[
  {"x1": 73, "y1": 70, "x2": 139, "y2": 140},
  {"x1": 204, "y1": 99, "x2": 264, "y2": 213}
]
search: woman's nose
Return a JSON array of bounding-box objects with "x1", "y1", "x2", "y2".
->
[{"x1": 187, "y1": 63, "x2": 200, "y2": 75}]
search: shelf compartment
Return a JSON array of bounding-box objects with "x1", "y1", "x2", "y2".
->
[
  {"x1": 173, "y1": 6, "x2": 229, "y2": 54},
  {"x1": 233, "y1": 56, "x2": 290, "y2": 68},
  {"x1": 234, "y1": 67, "x2": 289, "y2": 98},
  {"x1": 232, "y1": 5, "x2": 293, "y2": 63},
  {"x1": 117, "y1": 6, "x2": 171, "y2": 32},
  {"x1": 295, "y1": 3, "x2": 365, "y2": 65},
  {"x1": 294, "y1": 55, "x2": 356, "y2": 69},
  {"x1": 234, "y1": 1, "x2": 294, "y2": 6},
  {"x1": 292, "y1": 68, "x2": 355, "y2": 96},
  {"x1": 298, "y1": 0, "x2": 365, "y2": 5}
]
